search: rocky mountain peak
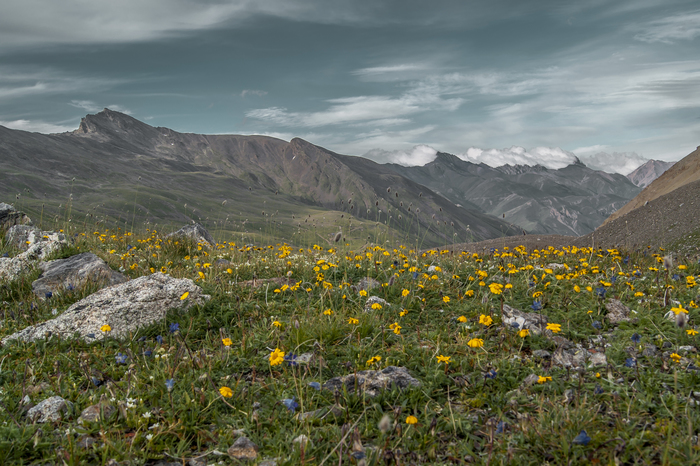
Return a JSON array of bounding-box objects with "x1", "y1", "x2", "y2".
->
[{"x1": 75, "y1": 108, "x2": 156, "y2": 138}]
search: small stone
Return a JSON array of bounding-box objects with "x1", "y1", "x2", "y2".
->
[
  {"x1": 532, "y1": 350, "x2": 551, "y2": 359},
  {"x1": 27, "y1": 396, "x2": 72, "y2": 423},
  {"x1": 78, "y1": 402, "x2": 116, "y2": 424},
  {"x1": 26, "y1": 382, "x2": 50, "y2": 395},
  {"x1": 167, "y1": 223, "x2": 216, "y2": 248},
  {"x1": 521, "y1": 374, "x2": 541, "y2": 387},
  {"x1": 588, "y1": 352, "x2": 607, "y2": 367},
  {"x1": 227, "y1": 436, "x2": 258, "y2": 461},
  {"x1": 642, "y1": 345, "x2": 660, "y2": 357},
  {"x1": 605, "y1": 299, "x2": 631, "y2": 325},
  {"x1": 678, "y1": 346, "x2": 696, "y2": 353}
]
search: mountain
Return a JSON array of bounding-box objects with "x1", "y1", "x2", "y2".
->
[
  {"x1": 626, "y1": 159, "x2": 675, "y2": 188},
  {"x1": 384, "y1": 153, "x2": 641, "y2": 236},
  {"x1": 604, "y1": 145, "x2": 700, "y2": 225},
  {"x1": 0, "y1": 109, "x2": 520, "y2": 247}
]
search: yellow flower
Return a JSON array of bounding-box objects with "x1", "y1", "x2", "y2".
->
[
  {"x1": 399, "y1": 309, "x2": 408, "y2": 317},
  {"x1": 366, "y1": 355, "x2": 381, "y2": 366},
  {"x1": 198, "y1": 271, "x2": 205, "y2": 280},
  {"x1": 489, "y1": 283, "x2": 504, "y2": 295},
  {"x1": 359, "y1": 290, "x2": 368, "y2": 297},
  {"x1": 634, "y1": 291, "x2": 644, "y2": 297},
  {"x1": 443, "y1": 296, "x2": 450, "y2": 303},
  {"x1": 586, "y1": 286, "x2": 593, "y2": 292},
  {"x1": 437, "y1": 355, "x2": 450, "y2": 364},
  {"x1": 670, "y1": 353, "x2": 681, "y2": 364},
  {"x1": 478, "y1": 314, "x2": 493, "y2": 326},
  {"x1": 324, "y1": 309, "x2": 333, "y2": 315},
  {"x1": 467, "y1": 338, "x2": 484, "y2": 348},
  {"x1": 405, "y1": 415, "x2": 418, "y2": 425},
  {"x1": 573, "y1": 285, "x2": 581, "y2": 293},
  {"x1": 389, "y1": 322, "x2": 402, "y2": 335},
  {"x1": 402, "y1": 289, "x2": 410, "y2": 297},
  {"x1": 686, "y1": 328, "x2": 698, "y2": 336},
  {"x1": 100, "y1": 324, "x2": 111, "y2": 332},
  {"x1": 272, "y1": 320, "x2": 282, "y2": 328},
  {"x1": 671, "y1": 305, "x2": 688, "y2": 315},
  {"x1": 222, "y1": 338, "x2": 232, "y2": 346},
  {"x1": 269, "y1": 348, "x2": 285, "y2": 366},
  {"x1": 348, "y1": 317, "x2": 359, "y2": 325},
  {"x1": 465, "y1": 290, "x2": 475, "y2": 297},
  {"x1": 505, "y1": 283, "x2": 513, "y2": 289},
  {"x1": 546, "y1": 323, "x2": 562, "y2": 333},
  {"x1": 518, "y1": 329, "x2": 529, "y2": 338},
  {"x1": 458, "y1": 315, "x2": 468, "y2": 323},
  {"x1": 226, "y1": 268, "x2": 233, "y2": 274},
  {"x1": 679, "y1": 265, "x2": 687, "y2": 270},
  {"x1": 371, "y1": 303, "x2": 382, "y2": 310},
  {"x1": 595, "y1": 372, "x2": 601, "y2": 378},
  {"x1": 219, "y1": 386, "x2": 233, "y2": 398},
  {"x1": 537, "y1": 376, "x2": 552, "y2": 384},
  {"x1": 180, "y1": 291, "x2": 189, "y2": 300}
]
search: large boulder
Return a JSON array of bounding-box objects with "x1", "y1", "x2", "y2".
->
[
  {"x1": 32, "y1": 252, "x2": 128, "y2": 297},
  {"x1": 2, "y1": 273, "x2": 209, "y2": 344},
  {"x1": 27, "y1": 396, "x2": 72, "y2": 423},
  {"x1": 166, "y1": 223, "x2": 216, "y2": 248},
  {"x1": 323, "y1": 366, "x2": 421, "y2": 397},
  {"x1": 0, "y1": 230, "x2": 68, "y2": 282},
  {"x1": 0, "y1": 203, "x2": 32, "y2": 230}
]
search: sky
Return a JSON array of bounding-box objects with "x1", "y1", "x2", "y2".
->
[{"x1": 1, "y1": 0, "x2": 699, "y2": 175}]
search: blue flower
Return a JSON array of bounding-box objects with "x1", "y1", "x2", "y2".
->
[
  {"x1": 284, "y1": 353, "x2": 298, "y2": 366},
  {"x1": 115, "y1": 353, "x2": 128, "y2": 364},
  {"x1": 610, "y1": 276, "x2": 617, "y2": 283},
  {"x1": 672, "y1": 274, "x2": 680, "y2": 281},
  {"x1": 91, "y1": 377, "x2": 102, "y2": 387},
  {"x1": 572, "y1": 430, "x2": 592, "y2": 446},
  {"x1": 594, "y1": 384, "x2": 604, "y2": 395},
  {"x1": 592, "y1": 321, "x2": 602, "y2": 330},
  {"x1": 631, "y1": 333, "x2": 641, "y2": 343},
  {"x1": 625, "y1": 358, "x2": 636, "y2": 368},
  {"x1": 634, "y1": 270, "x2": 642, "y2": 277},
  {"x1": 165, "y1": 378, "x2": 175, "y2": 392},
  {"x1": 156, "y1": 335, "x2": 163, "y2": 345},
  {"x1": 67, "y1": 283, "x2": 75, "y2": 291},
  {"x1": 485, "y1": 369, "x2": 498, "y2": 379},
  {"x1": 623, "y1": 256, "x2": 630, "y2": 265},
  {"x1": 281, "y1": 396, "x2": 299, "y2": 413},
  {"x1": 143, "y1": 349, "x2": 153, "y2": 357},
  {"x1": 528, "y1": 281, "x2": 535, "y2": 288},
  {"x1": 595, "y1": 287, "x2": 607, "y2": 298},
  {"x1": 496, "y1": 421, "x2": 506, "y2": 434},
  {"x1": 308, "y1": 382, "x2": 321, "y2": 391},
  {"x1": 45, "y1": 291, "x2": 52, "y2": 299},
  {"x1": 489, "y1": 248, "x2": 495, "y2": 254},
  {"x1": 412, "y1": 272, "x2": 418, "y2": 280},
  {"x1": 168, "y1": 323, "x2": 179, "y2": 334},
  {"x1": 530, "y1": 301, "x2": 542, "y2": 311}
]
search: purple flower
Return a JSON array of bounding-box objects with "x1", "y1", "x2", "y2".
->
[
  {"x1": 115, "y1": 353, "x2": 128, "y2": 364},
  {"x1": 594, "y1": 384, "x2": 604, "y2": 395},
  {"x1": 169, "y1": 323, "x2": 179, "y2": 334},
  {"x1": 156, "y1": 335, "x2": 163, "y2": 345},
  {"x1": 45, "y1": 292, "x2": 52, "y2": 299}
]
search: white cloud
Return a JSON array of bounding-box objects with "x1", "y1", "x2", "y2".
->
[
  {"x1": 240, "y1": 90, "x2": 268, "y2": 98},
  {"x1": 578, "y1": 152, "x2": 648, "y2": 175},
  {"x1": 0, "y1": 118, "x2": 74, "y2": 133},
  {"x1": 69, "y1": 100, "x2": 132, "y2": 114},
  {"x1": 458, "y1": 146, "x2": 578, "y2": 170},
  {"x1": 363, "y1": 145, "x2": 438, "y2": 166},
  {"x1": 633, "y1": 10, "x2": 700, "y2": 44}
]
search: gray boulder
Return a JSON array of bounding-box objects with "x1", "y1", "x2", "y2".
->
[
  {"x1": 323, "y1": 366, "x2": 421, "y2": 397},
  {"x1": 4, "y1": 224, "x2": 40, "y2": 249},
  {"x1": 0, "y1": 230, "x2": 68, "y2": 282},
  {"x1": 32, "y1": 252, "x2": 128, "y2": 297},
  {"x1": 605, "y1": 299, "x2": 631, "y2": 325},
  {"x1": 2, "y1": 273, "x2": 208, "y2": 344},
  {"x1": 27, "y1": 396, "x2": 72, "y2": 423},
  {"x1": 0, "y1": 202, "x2": 32, "y2": 230},
  {"x1": 167, "y1": 223, "x2": 216, "y2": 247},
  {"x1": 501, "y1": 304, "x2": 548, "y2": 335},
  {"x1": 227, "y1": 436, "x2": 259, "y2": 461}
]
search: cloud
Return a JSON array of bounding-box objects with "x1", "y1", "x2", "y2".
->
[
  {"x1": 363, "y1": 145, "x2": 438, "y2": 166},
  {"x1": 458, "y1": 146, "x2": 579, "y2": 170},
  {"x1": 0, "y1": 118, "x2": 74, "y2": 133},
  {"x1": 634, "y1": 10, "x2": 700, "y2": 43},
  {"x1": 240, "y1": 89, "x2": 268, "y2": 98},
  {"x1": 578, "y1": 152, "x2": 648, "y2": 175},
  {"x1": 69, "y1": 100, "x2": 132, "y2": 114}
]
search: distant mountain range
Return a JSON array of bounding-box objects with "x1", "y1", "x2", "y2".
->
[{"x1": 626, "y1": 159, "x2": 675, "y2": 188}]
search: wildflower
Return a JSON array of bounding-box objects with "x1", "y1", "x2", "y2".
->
[
  {"x1": 179, "y1": 291, "x2": 189, "y2": 300},
  {"x1": 284, "y1": 353, "x2": 298, "y2": 366},
  {"x1": 198, "y1": 271, "x2": 205, "y2": 280},
  {"x1": 592, "y1": 321, "x2": 602, "y2": 330},
  {"x1": 595, "y1": 287, "x2": 607, "y2": 298},
  {"x1": 359, "y1": 290, "x2": 367, "y2": 297},
  {"x1": 366, "y1": 355, "x2": 381, "y2": 366},
  {"x1": 443, "y1": 296, "x2": 450, "y2": 303},
  {"x1": 631, "y1": 333, "x2": 641, "y2": 344},
  {"x1": 671, "y1": 304, "x2": 688, "y2": 315},
  {"x1": 100, "y1": 324, "x2": 111, "y2": 333},
  {"x1": 156, "y1": 335, "x2": 163, "y2": 345},
  {"x1": 308, "y1": 382, "x2": 321, "y2": 391},
  {"x1": 437, "y1": 355, "x2": 451, "y2": 365},
  {"x1": 537, "y1": 376, "x2": 552, "y2": 384},
  {"x1": 389, "y1": 322, "x2": 402, "y2": 335},
  {"x1": 324, "y1": 309, "x2": 333, "y2": 315},
  {"x1": 165, "y1": 378, "x2": 175, "y2": 392},
  {"x1": 595, "y1": 372, "x2": 601, "y2": 378},
  {"x1": 348, "y1": 317, "x2": 359, "y2": 325},
  {"x1": 478, "y1": 314, "x2": 493, "y2": 326},
  {"x1": 489, "y1": 283, "x2": 504, "y2": 294},
  {"x1": 546, "y1": 323, "x2": 562, "y2": 333},
  {"x1": 458, "y1": 315, "x2": 468, "y2": 323},
  {"x1": 222, "y1": 338, "x2": 232, "y2": 347},
  {"x1": 594, "y1": 384, "x2": 604, "y2": 394},
  {"x1": 670, "y1": 353, "x2": 682, "y2": 364},
  {"x1": 518, "y1": 329, "x2": 529, "y2": 338},
  {"x1": 572, "y1": 430, "x2": 592, "y2": 446},
  {"x1": 465, "y1": 290, "x2": 475, "y2": 297},
  {"x1": 405, "y1": 415, "x2": 418, "y2": 425},
  {"x1": 574, "y1": 285, "x2": 581, "y2": 293},
  {"x1": 281, "y1": 397, "x2": 299, "y2": 413},
  {"x1": 624, "y1": 358, "x2": 636, "y2": 368},
  {"x1": 687, "y1": 329, "x2": 698, "y2": 336},
  {"x1": 399, "y1": 309, "x2": 408, "y2": 317},
  {"x1": 530, "y1": 301, "x2": 542, "y2": 311},
  {"x1": 115, "y1": 353, "x2": 128, "y2": 364},
  {"x1": 370, "y1": 303, "x2": 382, "y2": 310},
  {"x1": 634, "y1": 291, "x2": 644, "y2": 297},
  {"x1": 468, "y1": 338, "x2": 484, "y2": 348},
  {"x1": 485, "y1": 369, "x2": 498, "y2": 379},
  {"x1": 269, "y1": 348, "x2": 285, "y2": 366},
  {"x1": 402, "y1": 289, "x2": 410, "y2": 297},
  {"x1": 532, "y1": 291, "x2": 543, "y2": 298}
]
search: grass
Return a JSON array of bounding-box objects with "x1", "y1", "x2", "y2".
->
[{"x1": 1, "y1": 221, "x2": 700, "y2": 465}]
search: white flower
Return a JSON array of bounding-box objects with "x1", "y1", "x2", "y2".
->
[
  {"x1": 142, "y1": 412, "x2": 151, "y2": 419},
  {"x1": 146, "y1": 434, "x2": 153, "y2": 441},
  {"x1": 148, "y1": 423, "x2": 160, "y2": 430}
]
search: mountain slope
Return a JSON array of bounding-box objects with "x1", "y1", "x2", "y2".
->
[
  {"x1": 626, "y1": 159, "x2": 675, "y2": 188},
  {"x1": 385, "y1": 153, "x2": 640, "y2": 236},
  {"x1": 0, "y1": 109, "x2": 519, "y2": 246}
]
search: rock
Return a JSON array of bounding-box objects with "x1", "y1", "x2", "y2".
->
[
  {"x1": 532, "y1": 350, "x2": 551, "y2": 360},
  {"x1": 78, "y1": 402, "x2": 116, "y2": 424},
  {"x1": 642, "y1": 345, "x2": 660, "y2": 357},
  {"x1": 552, "y1": 348, "x2": 587, "y2": 369},
  {"x1": 364, "y1": 296, "x2": 390, "y2": 311},
  {"x1": 521, "y1": 374, "x2": 541, "y2": 387},
  {"x1": 0, "y1": 202, "x2": 32, "y2": 230},
  {"x1": 76, "y1": 435, "x2": 97, "y2": 449},
  {"x1": 27, "y1": 396, "x2": 72, "y2": 423},
  {"x1": 167, "y1": 223, "x2": 216, "y2": 248},
  {"x1": 213, "y1": 259, "x2": 231, "y2": 268},
  {"x1": 296, "y1": 404, "x2": 344, "y2": 421},
  {"x1": 227, "y1": 436, "x2": 258, "y2": 461},
  {"x1": 237, "y1": 277, "x2": 297, "y2": 289},
  {"x1": 32, "y1": 253, "x2": 128, "y2": 297},
  {"x1": 323, "y1": 366, "x2": 421, "y2": 397},
  {"x1": 26, "y1": 382, "x2": 50, "y2": 395},
  {"x1": 501, "y1": 304, "x2": 547, "y2": 335},
  {"x1": 0, "y1": 229, "x2": 68, "y2": 282},
  {"x1": 588, "y1": 352, "x2": 608, "y2": 367},
  {"x1": 2, "y1": 273, "x2": 208, "y2": 344},
  {"x1": 4, "y1": 224, "x2": 40, "y2": 248},
  {"x1": 357, "y1": 277, "x2": 381, "y2": 291},
  {"x1": 605, "y1": 299, "x2": 631, "y2": 325}
]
